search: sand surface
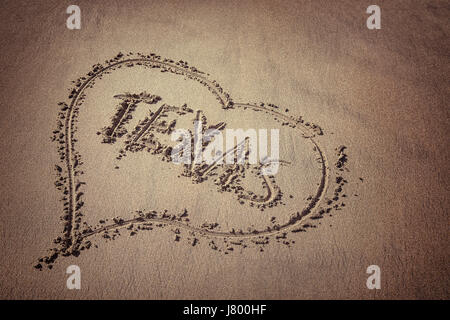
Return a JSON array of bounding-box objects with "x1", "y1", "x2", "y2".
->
[{"x1": 0, "y1": 0, "x2": 448, "y2": 299}]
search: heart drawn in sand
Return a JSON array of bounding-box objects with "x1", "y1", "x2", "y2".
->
[{"x1": 37, "y1": 52, "x2": 351, "y2": 270}]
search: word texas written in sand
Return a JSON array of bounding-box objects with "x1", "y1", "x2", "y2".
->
[{"x1": 37, "y1": 52, "x2": 353, "y2": 270}]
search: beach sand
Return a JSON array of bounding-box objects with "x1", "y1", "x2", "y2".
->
[{"x1": 0, "y1": 0, "x2": 448, "y2": 299}]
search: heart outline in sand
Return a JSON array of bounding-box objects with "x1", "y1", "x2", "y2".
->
[{"x1": 38, "y1": 52, "x2": 351, "y2": 269}]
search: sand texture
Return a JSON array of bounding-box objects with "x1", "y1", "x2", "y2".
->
[{"x1": 0, "y1": 0, "x2": 448, "y2": 299}]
